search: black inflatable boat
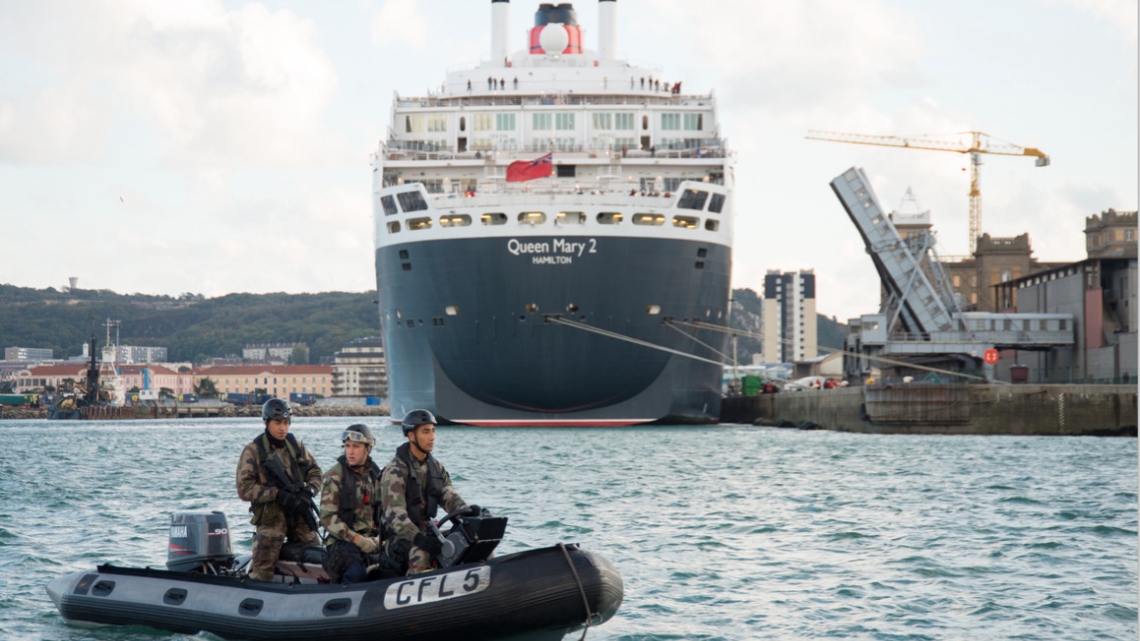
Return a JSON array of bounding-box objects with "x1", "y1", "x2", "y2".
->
[{"x1": 46, "y1": 510, "x2": 623, "y2": 641}]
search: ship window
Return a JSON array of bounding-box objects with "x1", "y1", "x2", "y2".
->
[
  {"x1": 399, "y1": 250, "x2": 409, "y2": 259},
  {"x1": 533, "y1": 113, "x2": 552, "y2": 130},
  {"x1": 556, "y1": 164, "x2": 576, "y2": 178},
  {"x1": 407, "y1": 217, "x2": 433, "y2": 230},
  {"x1": 381, "y1": 195, "x2": 399, "y2": 216},
  {"x1": 647, "y1": 305, "x2": 661, "y2": 315},
  {"x1": 678, "y1": 189, "x2": 709, "y2": 211},
  {"x1": 473, "y1": 114, "x2": 493, "y2": 131},
  {"x1": 387, "y1": 221, "x2": 401, "y2": 233},
  {"x1": 440, "y1": 214, "x2": 472, "y2": 227},
  {"x1": 708, "y1": 193, "x2": 725, "y2": 213},
  {"x1": 615, "y1": 113, "x2": 635, "y2": 130},
  {"x1": 642, "y1": 115, "x2": 649, "y2": 130},
  {"x1": 518, "y1": 212, "x2": 546, "y2": 225},
  {"x1": 445, "y1": 306, "x2": 459, "y2": 316},
  {"x1": 397, "y1": 191, "x2": 428, "y2": 212},
  {"x1": 496, "y1": 113, "x2": 516, "y2": 131},
  {"x1": 672, "y1": 215, "x2": 699, "y2": 229},
  {"x1": 556, "y1": 211, "x2": 585, "y2": 225},
  {"x1": 597, "y1": 212, "x2": 623, "y2": 224},
  {"x1": 396, "y1": 310, "x2": 402, "y2": 319},
  {"x1": 661, "y1": 113, "x2": 681, "y2": 130},
  {"x1": 555, "y1": 113, "x2": 575, "y2": 130},
  {"x1": 705, "y1": 219, "x2": 719, "y2": 232},
  {"x1": 482, "y1": 212, "x2": 507, "y2": 225},
  {"x1": 592, "y1": 113, "x2": 612, "y2": 130},
  {"x1": 633, "y1": 213, "x2": 665, "y2": 226},
  {"x1": 525, "y1": 303, "x2": 539, "y2": 313},
  {"x1": 683, "y1": 113, "x2": 703, "y2": 131},
  {"x1": 566, "y1": 303, "x2": 579, "y2": 312}
]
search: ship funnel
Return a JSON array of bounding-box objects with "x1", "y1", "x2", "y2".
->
[
  {"x1": 491, "y1": 0, "x2": 510, "y2": 65},
  {"x1": 598, "y1": 0, "x2": 616, "y2": 61}
]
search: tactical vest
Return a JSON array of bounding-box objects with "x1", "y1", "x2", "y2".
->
[
  {"x1": 396, "y1": 442, "x2": 446, "y2": 527},
  {"x1": 250, "y1": 432, "x2": 311, "y2": 525},
  {"x1": 336, "y1": 454, "x2": 382, "y2": 537}
]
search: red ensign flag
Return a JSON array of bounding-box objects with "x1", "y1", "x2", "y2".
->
[{"x1": 506, "y1": 153, "x2": 554, "y2": 182}]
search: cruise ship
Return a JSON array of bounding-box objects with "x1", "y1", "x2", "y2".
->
[{"x1": 372, "y1": 0, "x2": 734, "y2": 426}]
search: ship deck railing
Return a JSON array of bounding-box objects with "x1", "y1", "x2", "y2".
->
[
  {"x1": 393, "y1": 93, "x2": 715, "y2": 109},
  {"x1": 380, "y1": 142, "x2": 729, "y2": 163},
  {"x1": 411, "y1": 182, "x2": 724, "y2": 208}
]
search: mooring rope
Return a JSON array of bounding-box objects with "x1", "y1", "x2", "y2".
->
[
  {"x1": 544, "y1": 316, "x2": 725, "y2": 367},
  {"x1": 673, "y1": 319, "x2": 994, "y2": 383},
  {"x1": 559, "y1": 542, "x2": 595, "y2": 641},
  {"x1": 663, "y1": 319, "x2": 737, "y2": 366}
]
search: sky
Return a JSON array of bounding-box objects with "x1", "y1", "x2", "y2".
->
[{"x1": 0, "y1": 0, "x2": 1135, "y2": 323}]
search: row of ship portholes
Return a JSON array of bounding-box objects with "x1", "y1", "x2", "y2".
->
[
  {"x1": 385, "y1": 211, "x2": 720, "y2": 234},
  {"x1": 389, "y1": 304, "x2": 725, "y2": 328}
]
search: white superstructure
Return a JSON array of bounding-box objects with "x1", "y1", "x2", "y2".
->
[{"x1": 371, "y1": 0, "x2": 735, "y2": 253}]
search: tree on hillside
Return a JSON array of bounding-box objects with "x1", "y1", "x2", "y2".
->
[
  {"x1": 195, "y1": 377, "x2": 219, "y2": 399},
  {"x1": 291, "y1": 345, "x2": 308, "y2": 365}
]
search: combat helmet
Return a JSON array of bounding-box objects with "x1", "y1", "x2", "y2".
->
[
  {"x1": 261, "y1": 398, "x2": 291, "y2": 422},
  {"x1": 342, "y1": 423, "x2": 376, "y2": 447},
  {"x1": 401, "y1": 409, "x2": 437, "y2": 434}
]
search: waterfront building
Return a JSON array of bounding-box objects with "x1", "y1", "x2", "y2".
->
[
  {"x1": 940, "y1": 234, "x2": 1067, "y2": 312},
  {"x1": 331, "y1": 337, "x2": 387, "y2": 398},
  {"x1": 117, "y1": 365, "x2": 195, "y2": 397},
  {"x1": 762, "y1": 270, "x2": 817, "y2": 363},
  {"x1": 242, "y1": 343, "x2": 309, "y2": 363},
  {"x1": 995, "y1": 210, "x2": 1137, "y2": 383},
  {"x1": 194, "y1": 365, "x2": 332, "y2": 399},
  {"x1": 81, "y1": 343, "x2": 168, "y2": 364},
  {"x1": 4, "y1": 347, "x2": 53, "y2": 362},
  {"x1": 11, "y1": 365, "x2": 87, "y2": 394}
]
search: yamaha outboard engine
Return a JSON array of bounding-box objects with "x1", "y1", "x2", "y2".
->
[{"x1": 167, "y1": 511, "x2": 234, "y2": 573}]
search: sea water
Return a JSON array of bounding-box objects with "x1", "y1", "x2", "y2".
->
[{"x1": 0, "y1": 418, "x2": 1135, "y2": 640}]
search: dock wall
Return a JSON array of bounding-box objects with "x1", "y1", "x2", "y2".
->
[{"x1": 721, "y1": 385, "x2": 1138, "y2": 436}]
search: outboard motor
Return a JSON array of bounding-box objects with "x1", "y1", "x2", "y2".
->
[{"x1": 167, "y1": 511, "x2": 234, "y2": 574}]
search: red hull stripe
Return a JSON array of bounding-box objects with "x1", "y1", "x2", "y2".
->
[{"x1": 455, "y1": 419, "x2": 653, "y2": 427}]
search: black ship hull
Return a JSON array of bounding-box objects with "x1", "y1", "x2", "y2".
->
[{"x1": 376, "y1": 235, "x2": 730, "y2": 426}]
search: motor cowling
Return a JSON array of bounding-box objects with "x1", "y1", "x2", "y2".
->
[{"x1": 167, "y1": 511, "x2": 234, "y2": 573}]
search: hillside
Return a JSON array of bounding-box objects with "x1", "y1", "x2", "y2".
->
[
  {"x1": 0, "y1": 285, "x2": 379, "y2": 363},
  {"x1": 0, "y1": 284, "x2": 846, "y2": 365}
]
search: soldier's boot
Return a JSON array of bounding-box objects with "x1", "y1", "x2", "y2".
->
[{"x1": 249, "y1": 533, "x2": 285, "y2": 581}]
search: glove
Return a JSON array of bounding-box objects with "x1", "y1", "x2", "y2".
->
[
  {"x1": 274, "y1": 487, "x2": 304, "y2": 514},
  {"x1": 354, "y1": 534, "x2": 379, "y2": 554},
  {"x1": 414, "y1": 532, "x2": 443, "y2": 557},
  {"x1": 466, "y1": 504, "x2": 482, "y2": 517},
  {"x1": 294, "y1": 482, "x2": 314, "y2": 499}
]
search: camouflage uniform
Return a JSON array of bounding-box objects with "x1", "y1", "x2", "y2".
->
[
  {"x1": 319, "y1": 455, "x2": 383, "y2": 543},
  {"x1": 235, "y1": 432, "x2": 322, "y2": 581},
  {"x1": 379, "y1": 442, "x2": 467, "y2": 574}
]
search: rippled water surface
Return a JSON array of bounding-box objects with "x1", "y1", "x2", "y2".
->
[{"x1": 1, "y1": 418, "x2": 1136, "y2": 640}]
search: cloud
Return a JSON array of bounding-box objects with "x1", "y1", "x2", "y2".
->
[
  {"x1": 650, "y1": 0, "x2": 925, "y2": 120},
  {"x1": 371, "y1": 0, "x2": 429, "y2": 52},
  {"x1": 0, "y1": 0, "x2": 344, "y2": 168},
  {"x1": 1048, "y1": 0, "x2": 1138, "y2": 44}
]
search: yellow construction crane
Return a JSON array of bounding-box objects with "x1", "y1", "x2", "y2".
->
[{"x1": 806, "y1": 130, "x2": 1050, "y2": 254}]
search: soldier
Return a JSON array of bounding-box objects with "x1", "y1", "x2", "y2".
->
[
  {"x1": 319, "y1": 424, "x2": 383, "y2": 583},
  {"x1": 379, "y1": 409, "x2": 474, "y2": 575},
  {"x1": 235, "y1": 398, "x2": 322, "y2": 581}
]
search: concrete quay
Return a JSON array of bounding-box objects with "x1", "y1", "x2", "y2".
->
[
  {"x1": 721, "y1": 384, "x2": 1138, "y2": 436},
  {"x1": 0, "y1": 404, "x2": 391, "y2": 421}
]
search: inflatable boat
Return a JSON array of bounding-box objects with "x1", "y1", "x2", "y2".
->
[{"x1": 47, "y1": 509, "x2": 623, "y2": 641}]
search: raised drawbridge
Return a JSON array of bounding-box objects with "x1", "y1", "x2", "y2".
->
[{"x1": 830, "y1": 167, "x2": 1074, "y2": 381}]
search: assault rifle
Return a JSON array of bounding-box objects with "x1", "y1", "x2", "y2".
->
[{"x1": 263, "y1": 457, "x2": 320, "y2": 534}]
